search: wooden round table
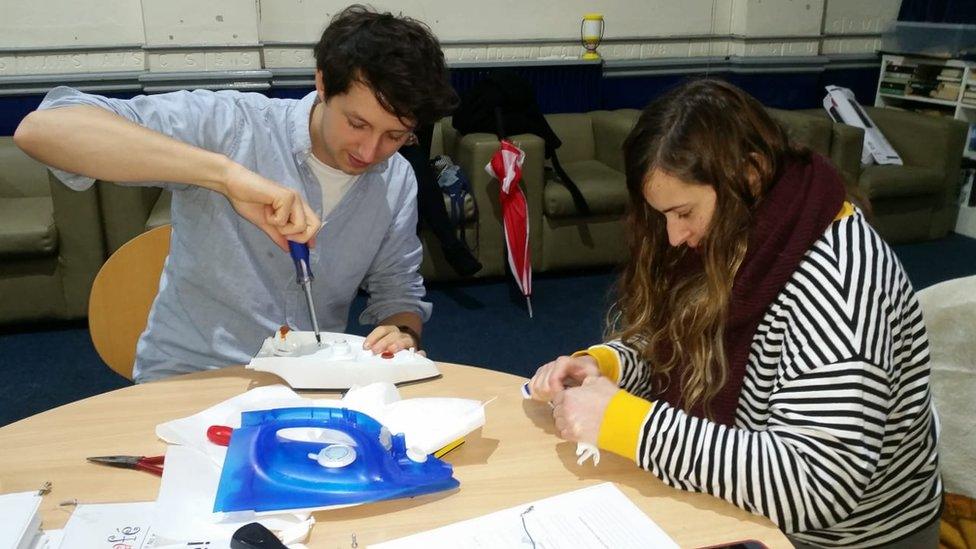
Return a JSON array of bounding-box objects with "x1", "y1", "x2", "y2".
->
[{"x1": 0, "y1": 364, "x2": 790, "y2": 548}]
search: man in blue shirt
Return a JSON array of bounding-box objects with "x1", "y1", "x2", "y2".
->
[{"x1": 14, "y1": 6, "x2": 458, "y2": 382}]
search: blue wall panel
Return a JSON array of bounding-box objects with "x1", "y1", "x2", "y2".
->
[
  {"x1": 598, "y1": 65, "x2": 879, "y2": 112},
  {"x1": 600, "y1": 73, "x2": 720, "y2": 111},
  {"x1": 899, "y1": 0, "x2": 976, "y2": 24},
  {"x1": 270, "y1": 63, "x2": 605, "y2": 115},
  {"x1": 1, "y1": 63, "x2": 882, "y2": 136},
  {"x1": 0, "y1": 91, "x2": 139, "y2": 137},
  {"x1": 0, "y1": 95, "x2": 46, "y2": 137},
  {"x1": 727, "y1": 72, "x2": 824, "y2": 109},
  {"x1": 449, "y1": 64, "x2": 603, "y2": 114},
  {"x1": 268, "y1": 87, "x2": 309, "y2": 100}
]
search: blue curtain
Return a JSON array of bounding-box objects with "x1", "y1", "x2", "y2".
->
[{"x1": 898, "y1": 0, "x2": 976, "y2": 24}]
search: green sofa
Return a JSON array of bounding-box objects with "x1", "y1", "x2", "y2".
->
[
  {"x1": 528, "y1": 108, "x2": 861, "y2": 272},
  {"x1": 803, "y1": 107, "x2": 968, "y2": 243},
  {"x1": 0, "y1": 137, "x2": 105, "y2": 323},
  {"x1": 537, "y1": 111, "x2": 633, "y2": 271}
]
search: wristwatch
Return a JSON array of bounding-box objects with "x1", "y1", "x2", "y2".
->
[{"x1": 396, "y1": 325, "x2": 422, "y2": 350}]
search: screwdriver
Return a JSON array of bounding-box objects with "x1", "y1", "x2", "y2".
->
[{"x1": 287, "y1": 241, "x2": 321, "y2": 345}]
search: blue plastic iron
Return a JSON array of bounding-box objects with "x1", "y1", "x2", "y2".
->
[{"x1": 213, "y1": 407, "x2": 459, "y2": 513}]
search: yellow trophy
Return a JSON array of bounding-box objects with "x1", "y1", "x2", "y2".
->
[{"x1": 580, "y1": 13, "x2": 605, "y2": 61}]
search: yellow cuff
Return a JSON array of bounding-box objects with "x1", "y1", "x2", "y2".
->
[
  {"x1": 835, "y1": 201, "x2": 854, "y2": 221},
  {"x1": 572, "y1": 345, "x2": 620, "y2": 383},
  {"x1": 597, "y1": 390, "x2": 654, "y2": 462}
]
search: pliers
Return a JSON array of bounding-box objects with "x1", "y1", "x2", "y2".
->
[
  {"x1": 87, "y1": 454, "x2": 165, "y2": 476},
  {"x1": 86, "y1": 425, "x2": 232, "y2": 477}
]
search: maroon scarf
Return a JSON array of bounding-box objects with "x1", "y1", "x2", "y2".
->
[{"x1": 656, "y1": 153, "x2": 846, "y2": 425}]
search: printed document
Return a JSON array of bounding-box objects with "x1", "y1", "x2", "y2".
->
[{"x1": 371, "y1": 482, "x2": 678, "y2": 548}]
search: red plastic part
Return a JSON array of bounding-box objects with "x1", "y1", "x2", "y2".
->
[{"x1": 207, "y1": 424, "x2": 234, "y2": 446}]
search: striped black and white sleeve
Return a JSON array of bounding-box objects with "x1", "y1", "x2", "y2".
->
[
  {"x1": 637, "y1": 359, "x2": 891, "y2": 533},
  {"x1": 604, "y1": 339, "x2": 656, "y2": 399}
]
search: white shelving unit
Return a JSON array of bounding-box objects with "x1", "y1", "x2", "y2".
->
[
  {"x1": 876, "y1": 54, "x2": 976, "y2": 160},
  {"x1": 876, "y1": 53, "x2": 976, "y2": 238}
]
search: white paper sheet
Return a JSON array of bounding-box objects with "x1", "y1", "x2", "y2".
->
[
  {"x1": 152, "y1": 445, "x2": 313, "y2": 545},
  {"x1": 57, "y1": 502, "x2": 155, "y2": 549},
  {"x1": 39, "y1": 530, "x2": 61, "y2": 549},
  {"x1": 0, "y1": 491, "x2": 42, "y2": 549},
  {"x1": 371, "y1": 483, "x2": 678, "y2": 549}
]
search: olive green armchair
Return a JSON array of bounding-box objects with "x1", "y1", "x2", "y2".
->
[{"x1": 0, "y1": 137, "x2": 105, "y2": 323}]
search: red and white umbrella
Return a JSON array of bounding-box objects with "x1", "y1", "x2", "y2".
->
[{"x1": 486, "y1": 139, "x2": 532, "y2": 317}]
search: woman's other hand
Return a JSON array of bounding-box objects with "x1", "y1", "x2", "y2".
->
[
  {"x1": 551, "y1": 376, "x2": 619, "y2": 446},
  {"x1": 528, "y1": 354, "x2": 600, "y2": 402}
]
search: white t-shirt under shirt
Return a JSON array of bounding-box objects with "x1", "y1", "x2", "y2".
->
[{"x1": 306, "y1": 152, "x2": 360, "y2": 218}]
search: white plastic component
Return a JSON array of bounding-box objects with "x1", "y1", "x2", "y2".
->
[
  {"x1": 823, "y1": 85, "x2": 902, "y2": 166},
  {"x1": 308, "y1": 444, "x2": 357, "y2": 468},
  {"x1": 270, "y1": 328, "x2": 302, "y2": 356},
  {"x1": 576, "y1": 443, "x2": 601, "y2": 466},
  {"x1": 405, "y1": 448, "x2": 428, "y2": 463},
  {"x1": 332, "y1": 339, "x2": 351, "y2": 357},
  {"x1": 380, "y1": 398, "x2": 486, "y2": 456},
  {"x1": 248, "y1": 331, "x2": 441, "y2": 390},
  {"x1": 378, "y1": 426, "x2": 393, "y2": 451}
]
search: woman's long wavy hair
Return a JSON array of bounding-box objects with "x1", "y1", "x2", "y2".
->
[{"x1": 610, "y1": 79, "x2": 809, "y2": 417}]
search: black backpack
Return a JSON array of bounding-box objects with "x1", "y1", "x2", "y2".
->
[{"x1": 452, "y1": 71, "x2": 590, "y2": 215}]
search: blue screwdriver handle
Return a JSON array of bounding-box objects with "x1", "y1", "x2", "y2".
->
[{"x1": 288, "y1": 241, "x2": 313, "y2": 284}]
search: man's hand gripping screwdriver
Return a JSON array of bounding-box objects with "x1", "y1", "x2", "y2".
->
[{"x1": 288, "y1": 241, "x2": 321, "y2": 345}]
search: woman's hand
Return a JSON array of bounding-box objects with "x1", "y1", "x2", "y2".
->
[
  {"x1": 528, "y1": 354, "x2": 601, "y2": 402},
  {"x1": 551, "y1": 376, "x2": 619, "y2": 446},
  {"x1": 222, "y1": 162, "x2": 321, "y2": 251}
]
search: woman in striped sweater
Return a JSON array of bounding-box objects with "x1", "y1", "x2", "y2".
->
[{"x1": 527, "y1": 79, "x2": 942, "y2": 547}]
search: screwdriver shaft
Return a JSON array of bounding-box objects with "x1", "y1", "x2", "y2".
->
[{"x1": 301, "y1": 279, "x2": 321, "y2": 344}]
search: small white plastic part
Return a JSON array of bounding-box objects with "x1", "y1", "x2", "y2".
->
[
  {"x1": 271, "y1": 329, "x2": 301, "y2": 356},
  {"x1": 576, "y1": 443, "x2": 601, "y2": 466},
  {"x1": 378, "y1": 426, "x2": 393, "y2": 450},
  {"x1": 405, "y1": 448, "x2": 428, "y2": 463},
  {"x1": 332, "y1": 339, "x2": 352, "y2": 357},
  {"x1": 308, "y1": 443, "x2": 356, "y2": 468}
]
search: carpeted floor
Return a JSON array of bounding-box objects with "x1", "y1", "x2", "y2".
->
[{"x1": 2, "y1": 232, "x2": 975, "y2": 427}]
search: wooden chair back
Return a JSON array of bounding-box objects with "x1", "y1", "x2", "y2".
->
[{"x1": 88, "y1": 224, "x2": 171, "y2": 380}]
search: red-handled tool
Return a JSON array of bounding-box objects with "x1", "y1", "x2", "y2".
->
[
  {"x1": 207, "y1": 424, "x2": 234, "y2": 447},
  {"x1": 87, "y1": 425, "x2": 234, "y2": 477},
  {"x1": 87, "y1": 454, "x2": 165, "y2": 476}
]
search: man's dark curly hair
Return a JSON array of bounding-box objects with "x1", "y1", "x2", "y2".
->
[{"x1": 314, "y1": 5, "x2": 458, "y2": 127}]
